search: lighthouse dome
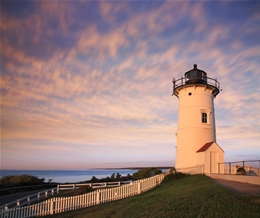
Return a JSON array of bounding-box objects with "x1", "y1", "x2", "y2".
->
[{"x1": 184, "y1": 64, "x2": 207, "y2": 85}]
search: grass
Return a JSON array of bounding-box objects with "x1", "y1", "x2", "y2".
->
[{"x1": 46, "y1": 175, "x2": 260, "y2": 218}]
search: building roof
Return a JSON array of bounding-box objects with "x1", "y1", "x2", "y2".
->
[
  {"x1": 196, "y1": 142, "x2": 215, "y2": 152},
  {"x1": 196, "y1": 141, "x2": 225, "y2": 153},
  {"x1": 184, "y1": 64, "x2": 207, "y2": 76}
]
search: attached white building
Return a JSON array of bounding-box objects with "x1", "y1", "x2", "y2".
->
[{"x1": 172, "y1": 64, "x2": 224, "y2": 174}]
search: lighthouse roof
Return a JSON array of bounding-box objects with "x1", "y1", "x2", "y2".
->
[
  {"x1": 184, "y1": 64, "x2": 207, "y2": 77},
  {"x1": 172, "y1": 64, "x2": 220, "y2": 98}
]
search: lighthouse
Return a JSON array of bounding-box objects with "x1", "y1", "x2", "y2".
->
[{"x1": 172, "y1": 64, "x2": 224, "y2": 174}]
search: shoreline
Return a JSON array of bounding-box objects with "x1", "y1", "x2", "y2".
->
[{"x1": 1, "y1": 167, "x2": 173, "y2": 171}]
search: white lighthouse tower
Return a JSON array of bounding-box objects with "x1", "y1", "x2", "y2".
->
[{"x1": 173, "y1": 64, "x2": 224, "y2": 174}]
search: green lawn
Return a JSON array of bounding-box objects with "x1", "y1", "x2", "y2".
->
[{"x1": 46, "y1": 175, "x2": 260, "y2": 218}]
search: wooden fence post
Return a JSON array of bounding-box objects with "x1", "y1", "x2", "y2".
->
[
  {"x1": 17, "y1": 199, "x2": 20, "y2": 207},
  {"x1": 96, "y1": 190, "x2": 100, "y2": 204},
  {"x1": 50, "y1": 199, "x2": 55, "y2": 215},
  {"x1": 137, "y1": 183, "x2": 141, "y2": 194}
]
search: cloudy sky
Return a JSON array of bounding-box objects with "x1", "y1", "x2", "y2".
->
[{"x1": 1, "y1": 0, "x2": 260, "y2": 170}]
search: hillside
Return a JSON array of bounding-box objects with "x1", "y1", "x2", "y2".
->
[{"x1": 47, "y1": 175, "x2": 260, "y2": 218}]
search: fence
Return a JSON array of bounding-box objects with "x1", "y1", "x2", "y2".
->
[
  {"x1": 1, "y1": 181, "x2": 133, "y2": 211},
  {"x1": 0, "y1": 188, "x2": 59, "y2": 211},
  {"x1": 176, "y1": 165, "x2": 204, "y2": 175},
  {"x1": 218, "y1": 160, "x2": 260, "y2": 176},
  {"x1": 57, "y1": 181, "x2": 132, "y2": 191},
  {"x1": 0, "y1": 184, "x2": 56, "y2": 196},
  {"x1": 0, "y1": 171, "x2": 171, "y2": 218}
]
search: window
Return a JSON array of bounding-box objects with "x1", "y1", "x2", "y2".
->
[{"x1": 202, "y1": 112, "x2": 207, "y2": 123}]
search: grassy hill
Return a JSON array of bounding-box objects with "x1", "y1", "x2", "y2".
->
[{"x1": 46, "y1": 175, "x2": 260, "y2": 218}]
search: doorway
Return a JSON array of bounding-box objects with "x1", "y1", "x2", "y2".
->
[{"x1": 210, "y1": 152, "x2": 218, "y2": 174}]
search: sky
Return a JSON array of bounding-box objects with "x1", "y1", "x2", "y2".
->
[{"x1": 1, "y1": 0, "x2": 260, "y2": 170}]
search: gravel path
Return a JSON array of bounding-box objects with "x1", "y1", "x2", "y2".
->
[{"x1": 212, "y1": 178, "x2": 260, "y2": 196}]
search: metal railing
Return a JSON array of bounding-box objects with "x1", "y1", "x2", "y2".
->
[
  {"x1": 218, "y1": 160, "x2": 260, "y2": 176},
  {"x1": 172, "y1": 76, "x2": 220, "y2": 97}
]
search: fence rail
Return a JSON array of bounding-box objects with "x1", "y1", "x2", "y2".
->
[
  {"x1": 0, "y1": 170, "x2": 172, "y2": 218},
  {"x1": 0, "y1": 188, "x2": 59, "y2": 211},
  {"x1": 219, "y1": 160, "x2": 260, "y2": 176},
  {"x1": 57, "y1": 181, "x2": 132, "y2": 191},
  {"x1": 0, "y1": 184, "x2": 56, "y2": 196}
]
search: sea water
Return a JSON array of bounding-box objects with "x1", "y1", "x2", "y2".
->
[{"x1": 0, "y1": 169, "x2": 138, "y2": 183}]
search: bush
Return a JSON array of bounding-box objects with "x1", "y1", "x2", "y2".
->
[
  {"x1": 236, "y1": 167, "x2": 247, "y2": 175},
  {"x1": 132, "y1": 168, "x2": 162, "y2": 180},
  {"x1": 0, "y1": 174, "x2": 45, "y2": 188},
  {"x1": 73, "y1": 186, "x2": 93, "y2": 196},
  {"x1": 161, "y1": 170, "x2": 187, "y2": 184},
  {"x1": 90, "y1": 176, "x2": 99, "y2": 183}
]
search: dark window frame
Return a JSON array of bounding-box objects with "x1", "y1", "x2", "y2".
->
[{"x1": 202, "y1": 112, "x2": 207, "y2": 123}]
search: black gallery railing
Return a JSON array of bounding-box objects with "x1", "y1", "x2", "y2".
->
[{"x1": 173, "y1": 76, "x2": 220, "y2": 90}]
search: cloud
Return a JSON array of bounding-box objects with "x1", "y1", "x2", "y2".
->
[{"x1": 1, "y1": 1, "x2": 260, "y2": 169}]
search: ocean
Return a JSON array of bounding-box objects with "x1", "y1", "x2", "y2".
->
[{"x1": 0, "y1": 169, "x2": 138, "y2": 183}]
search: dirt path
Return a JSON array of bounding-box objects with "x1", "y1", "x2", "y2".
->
[{"x1": 212, "y1": 178, "x2": 260, "y2": 196}]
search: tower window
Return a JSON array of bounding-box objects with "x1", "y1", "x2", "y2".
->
[{"x1": 202, "y1": 112, "x2": 207, "y2": 123}]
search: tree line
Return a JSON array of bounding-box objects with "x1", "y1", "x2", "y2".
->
[{"x1": 0, "y1": 168, "x2": 164, "y2": 190}]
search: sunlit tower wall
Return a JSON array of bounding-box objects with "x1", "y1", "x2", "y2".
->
[{"x1": 172, "y1": 64, "x2": 221, "y2": 169}]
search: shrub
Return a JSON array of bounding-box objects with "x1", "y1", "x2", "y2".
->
[
  {"x1": 73, "y1": 186, "x2": 93, "y2": 196},
  {"x1": 236, "y1": 167, "x2": 247, "y2": 175},
  {"x1": 90, "y1": 176, "x2": 99, "y2": 183},
  {"x1": 161, "y1": 170, "x2": 187, "y2": 184},
  {"x1": 0, "y1": 174, "x2": 45, "y2": 188},
  {"x1": 132, "y1": 168, "x2": 162, "y2": 180}
]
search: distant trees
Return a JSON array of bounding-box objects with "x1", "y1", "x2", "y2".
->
[
  {"x1": 88, "y1": 173, "x2": 131, "y2": 183},
  {"x1": 0, "y1": 175, "x2": 45, "y2": 188},
  {"x1": 132, "y1": 168, "x2": 162, "y2": 180},
  {"x1": 90, "y1": 176, "x2": 99, "y2": 183}
]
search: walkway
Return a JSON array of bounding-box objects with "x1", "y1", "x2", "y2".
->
[{"x1": 212, "y1": 178, "x2": 260, "y2": 196}]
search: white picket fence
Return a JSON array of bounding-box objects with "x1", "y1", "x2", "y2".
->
[
  {"x1": 1, "y1": 181, "x2": 131, "y2": 211},
  {"x1": 0, "y1": 171, "x2": 171, "y2": 218}
]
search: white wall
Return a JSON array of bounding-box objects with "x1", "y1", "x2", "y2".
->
[{"x1": 175, "y1": 84, "x2": 217, "y2": 169}]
